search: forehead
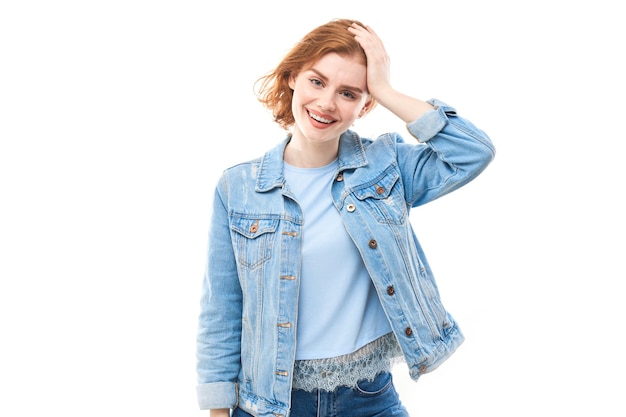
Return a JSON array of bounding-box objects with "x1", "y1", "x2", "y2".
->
[
  {"x1": 305, "y1": 52, "x2": 366, "y2": 70},
  {"x1": 302, "y1": 53, "x2": 367, "y2": 85}
]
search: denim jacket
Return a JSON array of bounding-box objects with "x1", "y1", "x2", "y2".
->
[{"x1": 196, "y1": 99, "x2": 495, "y2": 417}]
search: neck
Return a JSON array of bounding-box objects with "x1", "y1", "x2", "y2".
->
[{"x1": 284, "y1": 137, "x2": 339, "y2": 168}]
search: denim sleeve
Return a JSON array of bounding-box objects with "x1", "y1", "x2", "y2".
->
[
  {"x1": 401, "y1": 98, "x2": 495, "y2": 207},
  {"x1": 406, "y1": 98, "x2": 450, "y2": 143},
  {"x1": 196, "y1": 179, "x2": 242, "y2": 410},
  {"x1": 197, "y1": 381, "x2": 237, "y2": 410}
]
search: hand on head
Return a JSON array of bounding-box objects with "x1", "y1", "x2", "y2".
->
[{"x1": 347, "y1": 23, "x2": 392, "y2": 101}]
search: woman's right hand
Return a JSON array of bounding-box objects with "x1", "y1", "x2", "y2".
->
[{"x1": 210, "y1": 409, "x2": 230, "y2": 417}]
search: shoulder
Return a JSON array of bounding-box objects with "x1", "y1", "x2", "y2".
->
[
  {"x1": 361, "y1": 132, "x2": 407, "y2": 158},
  {"x1": 222, "y1": 156, "x2": 262, "y2": 176},
  {"x1": 214, "y1": 157, "x2": 263, "y2": 195}
]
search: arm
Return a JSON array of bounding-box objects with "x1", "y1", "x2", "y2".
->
[
  {"x1": 210, "y1": 409, "x2": 229, "y2": 417},
  {"x1": 196, "y1": 181, "x2": 242, "y2": 410},
  {"x1": 349, "y1": 23, "x2": 494, "y2": 206},
  {"x1": 400, "y1": 101, "x2": 495, "y2": 207}
]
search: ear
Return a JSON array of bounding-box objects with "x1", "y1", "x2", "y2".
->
[
  {"x1": 358, "y1": 97, "x2": 375, "y2": 118},
  {"x1": 288, "y1": 74, "x2": 296, "y2": 90}
]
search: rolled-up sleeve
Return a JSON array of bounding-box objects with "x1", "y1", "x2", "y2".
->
[{"x1": 197, "y1": 381, "x2": 237, "y2": 410}]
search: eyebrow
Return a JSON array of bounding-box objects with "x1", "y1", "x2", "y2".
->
[{"x1": 308, "y1": 68, "x2": 365, "y2": 94}]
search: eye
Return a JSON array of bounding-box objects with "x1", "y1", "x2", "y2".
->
[
  {"x1": 341, "y1": 91, "x2": 357, "y2": 100},
  {"x1": 309, "y1": 78, "x2": 323, "y2": 87}
]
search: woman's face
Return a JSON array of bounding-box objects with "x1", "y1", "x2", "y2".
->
[{"x1": 288, "y1": 52, "x2": 372, "y2": 146}]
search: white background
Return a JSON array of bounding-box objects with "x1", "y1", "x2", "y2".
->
[{"x1": 1, "y1": 1, "x2": 624, "y2": 416}]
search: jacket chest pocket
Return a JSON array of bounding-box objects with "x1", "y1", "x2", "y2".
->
[
  {"x1": 230, "y1": 217, "x2": 279, "y2": 269},
  {"x1": 352, "y1": 171, "x2": 407, "y2": 225}
]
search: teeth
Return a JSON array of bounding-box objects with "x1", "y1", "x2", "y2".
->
[{"x1": 308, "y1": 111, "x2": 333, "y2": 124}]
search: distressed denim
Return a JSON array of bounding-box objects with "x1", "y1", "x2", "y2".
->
[{"x1": 197, "y1": 99, "x2": 496, "y2": 417}]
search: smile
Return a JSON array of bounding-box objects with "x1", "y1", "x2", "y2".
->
[{"x1": 307, "y1": 110, "x2": 335, "y2": 124}]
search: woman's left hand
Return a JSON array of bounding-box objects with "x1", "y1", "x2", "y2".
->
[{"x1": 348, "y1": 23, "x2": 392, "y2": 100}]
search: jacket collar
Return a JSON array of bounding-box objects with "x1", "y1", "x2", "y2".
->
[
  {"x1": 256, "y1": 130, "x2": 367, "y2": 192},
  {"x1": 255, "y1": 130, "x2": 369, "y2": 192}
]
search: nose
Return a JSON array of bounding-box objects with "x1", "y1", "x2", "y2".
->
[{"x1": 317, "y1": 89, "x2": 336, "y2": 112}]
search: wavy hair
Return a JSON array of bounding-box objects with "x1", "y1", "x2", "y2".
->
[{"x1": 255, "y1": 19, "x2": 375, "y2": 130}]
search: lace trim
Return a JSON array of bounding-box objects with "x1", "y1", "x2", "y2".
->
[{"x1": 292, "y1": 332, "x2": 404, "y2": 392}]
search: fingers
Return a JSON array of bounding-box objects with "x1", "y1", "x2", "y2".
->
[
  {"x1": 347, "y1": 22, "x2": 392, "y2": 99},
  {"x1": 348, "y1": 23, "x2": 387, "y2": 57},
  {"x1": 348, "y1": 23, "x2": 375, "y2": 45},
  {"x1": 348, "y1": 22, "x2": 378, "y2": 37}
]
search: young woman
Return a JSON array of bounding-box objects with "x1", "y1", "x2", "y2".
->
[{"x1": 196, "y1": 19, "x2": 495, "y2": 417}]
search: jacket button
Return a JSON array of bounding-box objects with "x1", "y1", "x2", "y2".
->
[
  {"x1": 405, "y1": 327, "x2": 413, "y2": 336},
  {"x1": 249, "y1": 224, "x2": 258, "y2": 233},
  {"x1": 387, "y1": 285, "x2": 395, "y2": 295},
  {"x1": 336, "y1": 173, "x2": 344, "y2": 182},
  {"x1": 376, "y1": 186, "x2": 385, "y2": 194},
  {"x1": 419, "y1": 365, "x2": 427, "y2": 373},
  {"x1": 346, "y1": 203, "x2": 356, "y2": 212},
  {"x1": 368, "y1": 239, "x2": 377, "y2": 249}
]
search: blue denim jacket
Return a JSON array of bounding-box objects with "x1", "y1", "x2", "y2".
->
[{"x1": 197, "y1": 99, "x2": 495, "y2": 417}]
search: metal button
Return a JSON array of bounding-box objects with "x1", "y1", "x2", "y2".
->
[
  {"x1": 336, "y1": 173, "x2": 344, "y2": 182},
  {"x1": 249, "y1": 222, "x2": 258, "y2": 233},
  {"x1": 376, "y1": 186, "x2": 385, "y2": 195},
  {"x1": 346, "y1": 203, "x2": 356, "y2": 212},
  {"x1": 405, "y1": 327, "x2": 413, "y2": 336},
  {"x1": 368, "y1": 239, "x2": 377, "y2": 249},
  {"x1": 387, "y1": 285, "x2": 395, "y2": 295}
]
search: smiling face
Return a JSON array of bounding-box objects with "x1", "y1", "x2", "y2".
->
[{"x1": 288, "y1": 52, "x2": 373, "y2": 149}]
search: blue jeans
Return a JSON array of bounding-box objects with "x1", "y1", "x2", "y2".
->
[{"x1": 232, "y1": 371, "x2": 410, "y2": 417}]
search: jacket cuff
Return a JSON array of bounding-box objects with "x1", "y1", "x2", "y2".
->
[
  {"x1": 196, "y1": 381, "x2": 237, "y2": 410},
  {"x1": 407, "y1": 98, "x2": 455, "y2": 143}
]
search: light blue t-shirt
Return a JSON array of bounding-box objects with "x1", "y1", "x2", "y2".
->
[{"x1": 283, "y1": 160, "x2": 392, "y2": 360}]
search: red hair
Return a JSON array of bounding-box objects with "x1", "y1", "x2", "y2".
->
[{"x1": 255, "y1": 19, "x2": 375, "y2": 130}]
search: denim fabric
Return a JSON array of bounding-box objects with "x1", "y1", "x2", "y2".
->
[
  {"x1": 232, "y1": 372, "x2": 409, "y2": 417},
  {"x1": 197, "y1": 99, "x2": 496, "y2": 416}
]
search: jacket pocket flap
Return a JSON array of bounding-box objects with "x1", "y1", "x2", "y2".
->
[
  {"x1": 231, "y1": 217, "x2": 279, "y2": 239},
  {"x1": 353, "y1": 171, "x2": 400, "y2": 200}
]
